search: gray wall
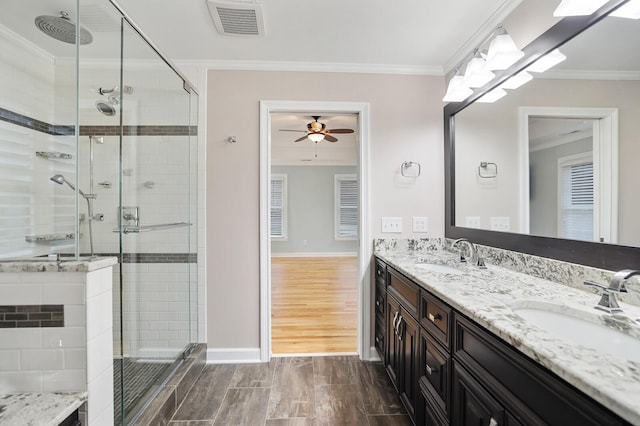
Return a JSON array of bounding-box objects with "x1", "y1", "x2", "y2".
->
[
  {"x1": 271, "y1": 165, "x2": 358, "y2": 254},
  {"x1": 529, "y1": 138, "x2": 592, "y2": 238}
]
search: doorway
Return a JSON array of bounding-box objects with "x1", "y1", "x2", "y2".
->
[
  {"x1": 259, "y1": 101, "x2": 371, "y2": 362},
  {"x1": 518, "y1": 107, "x2": 618, "y2": 243}
]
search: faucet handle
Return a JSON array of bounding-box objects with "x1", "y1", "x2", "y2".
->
[
  {"x1": 476, "y1": 257, "x2": 487, "y2": 269},
  {"x1": 583, "y1": 280, "x2": 608, "y2": 291}
]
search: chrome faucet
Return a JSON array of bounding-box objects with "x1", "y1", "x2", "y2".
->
[
  {"x1": 451, "y1": 238, "x2": 486, "y2": 268},
  {"x1": 584, "y1": 269, "x2": 640, "y2": 314}
]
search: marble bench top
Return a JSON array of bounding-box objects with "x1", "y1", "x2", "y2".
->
[
  {"x1": 375, "y1": 248, "x2": 640, "y2": 425},
  {"x1": 0, "y1": 392, "x2": 87, "y2": 426},
  {"x1": 0, "y1": 256, "x2": 117, "y2": 273}
]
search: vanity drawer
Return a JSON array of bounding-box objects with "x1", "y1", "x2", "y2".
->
[
  {"x1": 375, "y1": 258, "x2": 387, "y2": 286},
  {"x1": 420, "y1": 328, "x2": 450, "y2": 417},
  {"x1": 421, "y1": 291, "x2": 451, "y2": 348},
  {"x1": 388, "y1": 268, "x2": 420, "y2": 317}
]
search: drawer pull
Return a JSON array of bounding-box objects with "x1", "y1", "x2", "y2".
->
[
  {"x1": 489, "y1": 418, "x2": 498, "y2": 426},
  {"x1": 376, "y1": 300, "x2": 380, "y2": 307},
  {"x1": 392, "y1": 311, "x2": 399, "y2": 333},
  {"x1": 428, "y1": 312, "x2": 442, "y2": 323},
  {"x1": 426, "y1": 363, "x2": 438, "y2": 375},
  {"x1": 397, "y1": 316, "x2": 404, "y2": 341}
]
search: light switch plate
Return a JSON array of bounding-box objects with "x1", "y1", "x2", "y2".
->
[
  {"x1": 490, "y1": 216, "x2": 510, "y2": 232},
  {"x1": 381, "y1": 217, "x2": 403, "y2": 233},
  {"x1": 412, "y1": 217, "x2": 428, "y2": 233},
  {"x1": 465, "y1": 216, "x2": 481, "y2": 228}
]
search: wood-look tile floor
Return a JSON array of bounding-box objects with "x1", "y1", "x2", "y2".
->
[
  {"x1": 169, "y1": 356, "x2": 411, "y2": 426},
  {"x1": 271, "y1": 257, "x2": 359, "y2": 354}
]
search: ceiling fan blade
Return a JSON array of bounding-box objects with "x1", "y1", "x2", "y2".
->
[
  {"x1": 324, "y1": 134, "x2": 338, "y2": 142},
  {"x1": 294, "y1": 135, "x2": 308, "y2": 142},
  {"x1": 280, "y1": 129, "x2": 307, "y2": 132},
  {"x1": 325, "y1": 129, "x2": 355, "y2": 134}
]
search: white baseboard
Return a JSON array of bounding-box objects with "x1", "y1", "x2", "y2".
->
[
  {"x1": 369, "y1": 346, "x2": 381, "y2": 362},
  {"x1": 271, "y1": 252, "x2": 358, "y2": 258},
  {"x1": 207, "y1": 348, "x2": 262, "y2": 364}
]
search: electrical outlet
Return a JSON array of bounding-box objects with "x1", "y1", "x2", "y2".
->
[
  {"x1": 412, "y1": 217, "x2": 428, "y2": 233},
  {"x1": 465, "y1": 216, "x2": 481, "y2": 228},
  {"x1": 381, "y1": 217, "x2": 403, "y2": 233},
  {"x1": 490, "y1": 216, "x2": 510, "y2": 232}
]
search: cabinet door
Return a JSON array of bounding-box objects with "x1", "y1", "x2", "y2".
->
[
  {"x1": 420, "y1": 328, "x2": 449, "y2": 417},
  {"x1": 451, "y1": 361, "x2": 504, "y2": 426},
  {"x1": 400, "y1": 310, "x2": 419, "y2": 422},
  {"x1": 385, "y1": 295, "x2": 402, "y2": 391}
]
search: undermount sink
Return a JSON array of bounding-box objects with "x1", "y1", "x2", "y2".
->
[
  {"x1": 415, "y1": 262, "x2": 464, "y2": 275},
  {"x1": 511, "y1": 301, "x2": 640, "y2": 362}
]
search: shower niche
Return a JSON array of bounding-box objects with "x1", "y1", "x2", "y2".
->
[{"x1": 0, "y1": 1, "x2": 199, "y2": 425}]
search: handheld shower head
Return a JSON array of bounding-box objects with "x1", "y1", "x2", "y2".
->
[{"x1": 50, "y1": 174, "x2": 86, "y2": 197}]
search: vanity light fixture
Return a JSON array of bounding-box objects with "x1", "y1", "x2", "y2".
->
[
  {"x1": 526, "y1": 49, "x2": 567, "y2": 73},
  {"x1": 443, "y1": 69, "x2": 474, "y2": 102},
  {"x1": 610, "y1": 0, "x2": 640, "y2": 19},
  {"x1": 307, "y1": 132, "x2": 325, "y2": 142},
  {"x1": 485, "y1": 26, "x2": 524, "y2": 70},
  {"x1": 464, "y1": 49, "x2": 495, "y2": 88},
  {"x1": 553, "y1": 0, "x2": 609, "y2": 16},
  {"x1": 476, "y1": 87, "x2": 507, "y2": 103},
  {"x1": 500, "y1": 70, "x2": 533, "y2": 89}
]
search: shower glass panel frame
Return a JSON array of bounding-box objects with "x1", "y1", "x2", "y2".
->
[{"x1": 0, "y1": 0, "x2": 198, "y2": 424}]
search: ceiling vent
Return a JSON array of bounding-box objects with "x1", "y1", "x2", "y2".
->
[{"x1": 207, "y1": 0, "x2": 265, "y2": 37}]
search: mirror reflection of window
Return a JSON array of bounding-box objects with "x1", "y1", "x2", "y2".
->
[{"x1": 558, "y1": 155, "x2": 593, "y2": 241}]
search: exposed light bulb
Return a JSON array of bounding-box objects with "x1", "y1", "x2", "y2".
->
[
  {"x1": 527, "y1": 49, "x2": 567, "y2": 73},
  {"x1": 553, "y1": 0, "x2": 609, "y2": 16}
]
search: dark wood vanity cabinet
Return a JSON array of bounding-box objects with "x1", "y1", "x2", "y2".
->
[{"x1": 373, "y1": 257, "x2": 631, "y2": 426}]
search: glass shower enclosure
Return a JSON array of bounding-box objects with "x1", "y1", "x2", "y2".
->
[{"x1": 0, "y1": 0, "x2": 199, "y2": 424}]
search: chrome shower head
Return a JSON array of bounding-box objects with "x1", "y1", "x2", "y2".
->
[
  {"x1": 95, "y1": 100, "x2": 116, "y2": 116},
  {"x1": 34, "y1": 11, "x2": 93, "y2": 45},
  {"x1": 50, "y1": 174, "x2": 86, "y2": 197}
]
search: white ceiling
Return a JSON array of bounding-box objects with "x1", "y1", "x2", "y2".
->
[
  {"x1": 271, "y1": 114, "x2": 358, "y2": 166},
  {"x1": 112, "y1": 0, "x2": 515, "y2": 74}
]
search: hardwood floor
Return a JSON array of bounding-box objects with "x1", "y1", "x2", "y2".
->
[{"x1": 271, "y1": 256, "x2": 358, "y2": 354}]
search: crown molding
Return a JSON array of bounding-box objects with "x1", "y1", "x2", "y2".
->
[
  {"x1": 534, "y1": 69, "x2": 640, "y2": 80},
  {"x1": 173, "y1": 59, "x2": 443, "y2": 76},
  {"x1": 444, "y1": 0, "x2": 524, "y2": 74}
]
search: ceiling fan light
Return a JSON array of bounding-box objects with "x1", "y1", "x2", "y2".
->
[
  {"x1": 307, "y1": 133, "x2": 325, "y2": 142},
  {"x1": 443, "y1": 75, "x2": 473, "y2": 102},
  {"x1": 485, "y1": 33, "x2": 524, "y2": 70},
  {"x1": 609, "y1": 0, "x2": 640, "y2": 19},
  {"x1": 553, "y1": 0, "x2": 609, "y2": 16},
  {"x1": 500, "y1": 71, "x2": 533, "y2": 90},
  {"x1": 464, "y1": 56, "x2": 495, "y2": 88},
  {"x1": 477, "y1": 88, "x2": 507, "y2": 103},
  {"x1": 527, "y1": 49, "x2": 567, "y2": 73}
]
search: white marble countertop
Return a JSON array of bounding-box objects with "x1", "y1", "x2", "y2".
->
[
  {"x1": 0, "y1": 256, "x2": 117, "y2": 273},
  {"x1": 0, "y1": 392, "x2": 87, "y2": 426},
  {"x1": 375, "y1": 248, "x2": 640, "y2": 425}
]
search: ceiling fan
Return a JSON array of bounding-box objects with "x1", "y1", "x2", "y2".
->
[{"x1": 279, "y1": 116, "x2": 355, "y2": 143}]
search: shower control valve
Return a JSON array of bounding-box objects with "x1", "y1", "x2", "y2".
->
[{"x1": 92, "y1": 214, "x2": 104, "y2": 221}]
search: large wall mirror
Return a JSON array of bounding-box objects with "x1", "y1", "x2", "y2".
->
[{"x1": 445, "y1": 0, "x2": 640, "y2": 270}]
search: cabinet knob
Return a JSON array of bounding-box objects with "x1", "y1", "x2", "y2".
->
[
  {"x1": 489, "y1": 418, "x2": 498, "y2": 426},
  {"x1": 428, "y1": 312, "x2": 442, "y2": 323},
  {"x1": 426, "y1": 363, "x2": 438, "y2": 375},
  {"x1": 376, "y1": 300, "x2": 380, "y2": 306}
]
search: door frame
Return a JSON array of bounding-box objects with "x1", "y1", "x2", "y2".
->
[
  {"x1": 259, "y1": 100, "x2": 371, "y2": 362},
  {"x1": 518, "y1": 106, "x2": 618, "y2": 243}
]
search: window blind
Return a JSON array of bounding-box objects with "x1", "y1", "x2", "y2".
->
[
  {"x1": 335, "y1": 175, "x2": 358, "y2": 240},
  {"x1": 270, "y1": 175, "x2": 287, "y2": 239},
  {"x1": 560, "y1": 161, "x2": 593, "y2": 241}
]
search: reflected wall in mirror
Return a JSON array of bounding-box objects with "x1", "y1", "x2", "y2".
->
[{"x1": 453, "y1": 10, "x2": 640, "y2": 249}]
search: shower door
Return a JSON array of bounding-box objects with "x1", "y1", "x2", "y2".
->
[{"x1": 114, "y1": 19, "x2": 197, "y2": 425}]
